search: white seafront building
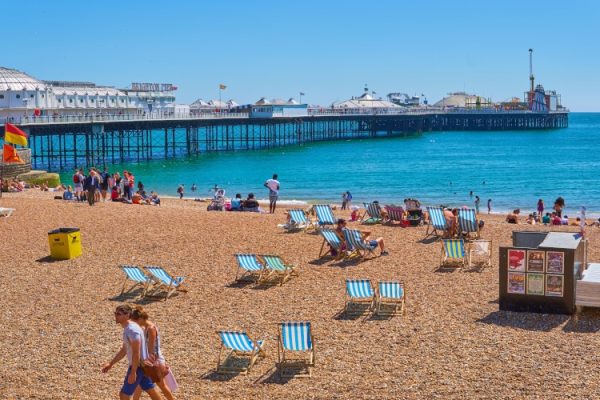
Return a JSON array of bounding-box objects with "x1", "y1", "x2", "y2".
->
[{"x1": 0, "y1": 67, "x2": 183, "y2": 122}]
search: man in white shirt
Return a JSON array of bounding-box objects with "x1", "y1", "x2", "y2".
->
[
  {"x1": 102, "y1": 305, "x2": 162, "y2": 400},
  {"x1": 264, "y1": 174, "x2": 280, "y2": 214}
]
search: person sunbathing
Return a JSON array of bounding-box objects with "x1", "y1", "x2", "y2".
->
[
  {"x1": 336, "y1": 218, "x2": 388, "y2": 256},
  {"x1": 506, "y1": 209, "x2": 520, "y2": 224}
]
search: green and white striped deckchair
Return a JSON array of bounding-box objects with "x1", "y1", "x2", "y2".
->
[
  {"x1": 144, "y1": 265, "x2": 187, "y2": 301},
  {"x1": 120, "y1": 265, "x2": 153, "y2": 298},
  {"x1": 345, "y1": 279, "x2": 375, "y2": 315},
  {"x1": 440, "y1": 239, "x2": 466, "y2": 269},
  {"x1": 216, "y1": 330, "x2": 266, "y2": 375},
  {"x1": 376, "y1": 281, "x2": 406, "y2": 316},
  {"x1": 361, "y1": 202, "x2": 383, "y2": 224},
  {"x1": 277, "y1": 321, "x2": 315, "y2": 378},
  {"x1": 458, "y1": 208, "x2": 480, "y2": 239},
  {"x1": 425, "y1": 206, "x2": 449, "y2": 238},
  {"x1": 261, "y1": 255, "x2": 298, "y2": 286},
  {"x1": 235, "y1": 254, "x2": 265, "y2": 283}
]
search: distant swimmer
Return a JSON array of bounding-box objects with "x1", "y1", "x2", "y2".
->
[
  {"x1": 469, "y1": 191, "x2": 473, "y2": 197},
  {"x1": 482, "y1": 180, "x2": 486, "y2": 185}
]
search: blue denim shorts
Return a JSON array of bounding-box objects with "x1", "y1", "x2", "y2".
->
[{"x1": 121, "y1": 366, "x2": 155, "y2": 396}]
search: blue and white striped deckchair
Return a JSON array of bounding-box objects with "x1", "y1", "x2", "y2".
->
[
  {"x1": 458, "y1": 208, "x2": 480, "y2": 239},
  {"x1": 277, "y1": 321, "x2": 315, "y2": 378},
  {"x1": 286, "y1": 209, "x2": 309, "y2": 231},
  {"x1": 235, "y1": 254, "x2": 265, "y2": 283},
  {"x1": 261, "y1": 255, "x2": 298, "y2": 286},
  {"x1": 361, "y1": 202, "x2": 383, "y2": 224},
  {"x1": 313, "y1": 204, "x2": 336, "y2": 228},
  {"x1": 216, "y1": 330, "x2": 266, "y2": 375},
  {"x1": 318, "y1": 228, "x2": 345, "y2": 259},
  {"x1": 376, "y1": 281, "x2": 406, "y2": 316},
  {"x1": 345, "y1": 279, "x2": 375, "y2": 314},
  {"x1": 343, "y1": 228, "x2": 376, "y2": 259},
  {"x1": 425, "y1": 206, "x2": 449, "y2": 238},
  {"x1": 144, "y1": 265, "x2": 187, "y2": 301},
  {"x1": 440, "y1": 239, "x2": 466, "y2": 269},
  {"x1": 120, "y1": 265, "x2": 153, "y2": 298}
]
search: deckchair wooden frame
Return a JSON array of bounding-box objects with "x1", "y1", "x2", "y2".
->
[
  {"x1": 439, "y1": 239, "x2": 467, "y2": 269},
  {"x1": 144, "y1": 265, "x2": 188, "y2": 301},
  {"x1": 234, "y1": 254, "x2": 266, "y2": 283},
  {"x1": 468, "y1": 239, "x2": 492, "y2": 270},
  {"x1": 120, "y1": 265, "x2": 153, "y2": 299},
  {"x1": 277, "y1": 322, "x2": 315, "y2": 378},
  {"x1": 375, "y1": 280, "x2": 406, "y2": 316},
  {"x1": 215, "y1": 331, "x2": 266, "y2": 375},
  {"x1": 260, "y1": 255, "x2": 298, "y2": 286},
  {"x1": 344, "y1": 279, "x2": 376, "y2": 315}
]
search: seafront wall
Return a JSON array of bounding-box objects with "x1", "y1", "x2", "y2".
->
[
  {"x1": 0, "y1": 148, "x2": 31, "y2": 177},
  {"x1": 17, "y1": 111, "x2": 568, "y2": 171}
]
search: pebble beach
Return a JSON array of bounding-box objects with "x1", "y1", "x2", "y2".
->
[{"x1": 2, "y1": 191, "x2": 600, "y2": 399}]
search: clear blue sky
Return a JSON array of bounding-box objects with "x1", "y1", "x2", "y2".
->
[{"x1": 4, "y1": 0, "x2": 599, "y2": 110}]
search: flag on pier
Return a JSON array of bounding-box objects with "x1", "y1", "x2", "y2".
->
[
  {"x1": 300, "y1": 92, "x2": 305, "y2": 96},
  {"x1": 2, "y1": 144, "x2": 24, "y2": 164},
  {"x1": 219, "y1": 84, "x2": 227, "y2": 90},
  {"x1": 4, "y1": 123, "x2": 28, "y2": 147}
]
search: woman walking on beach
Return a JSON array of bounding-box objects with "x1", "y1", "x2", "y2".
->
[{"x1": 131, "y1": 306, "x2": 176, "y2": 400}]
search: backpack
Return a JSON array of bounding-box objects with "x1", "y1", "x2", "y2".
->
[{"x1": 73, "y1": 174, "x2": 80, "y2": 184}]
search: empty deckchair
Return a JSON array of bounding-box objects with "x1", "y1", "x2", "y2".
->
[
  {"x1": 261, "y1": 255, "x2": 298, "y2": 286},
  {"x1": 458, "y1": 208, "x2": 480, "y2": 240},
  {"x1": 361, "y1": 202, "x2": 383, "y2": 224},
  {"x1": 343, "y1": 228, "x2": 376, "y2": 260},
  {"x1": 345, "y1": 279, "x2": 375, "y2": 315},
  {"x1": 235, "y1": 254, "x2": 265, "y2": 283},
  {"x1": 277, "y1": 321, "x2": 315, "y2": 378},
  {"x1": 144, "y1": 265, "x2": 187, "y2": 301},
  {"x1": 0, "y1": 207, "x2": 15, "y2": 217},
  {"x1": 468, "y1": 239, "x2": 492, "y2": 270},
  {"x1": 376, "y1": 281, "x2": 406, "y2": 316},
  {"x1": 120, "y1": 265, "x2": 153, "y2": 298},
  {"x1": 384, "y1": 205, "x2": 405, "y2": 225},
  {"x1": 318, "y1": 228, "x2": 345, "y2": 260},
  {"x1": 312, "y1": 204, "x2": 336, "y2": 228},
  {"x1": 216, "y1": 330, "x2": 266, "y2": 375},
  {"x1": 425, "y1": 206, "x2": 449, "y2": 238},
  {"x1": 286, "y1": 209, "x2": 310, "y2": 232},
  {"x1": 440, "y1": 239, "x2": 466, "y2": 269}
]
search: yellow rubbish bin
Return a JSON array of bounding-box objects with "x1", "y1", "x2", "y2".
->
[{"x1": 48, "y1": 228, "x2": 82, "y2": 260}]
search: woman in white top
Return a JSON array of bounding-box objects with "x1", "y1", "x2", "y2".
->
[{"x1": 131, "y1": 306, "x2": 175, "y2": 400}]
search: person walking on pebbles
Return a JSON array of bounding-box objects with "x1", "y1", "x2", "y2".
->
[
  {"x1": 264, "y1": 173, "x2": 280, "y2": 214},
  {"x1": 101, "y1": 305, "x2": 162, "y2": 400}
]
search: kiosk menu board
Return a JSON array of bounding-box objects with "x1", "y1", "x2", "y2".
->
[{"x1": 499, "y1": 232, "x2": 585, "y2": 314}]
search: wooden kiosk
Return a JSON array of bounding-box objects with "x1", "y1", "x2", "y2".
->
[{"x1": 499, "y1": 231, "x2": 586, "y2": 315}]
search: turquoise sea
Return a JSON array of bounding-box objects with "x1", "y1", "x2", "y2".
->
[{"x1": 60, "y1": 113, "x2": 600, "y2": 216}]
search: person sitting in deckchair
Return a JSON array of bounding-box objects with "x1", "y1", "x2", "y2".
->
[
  {"x1": 444, "y1": 208, "x2": 458, "y2": 237},
  {"x1": 336, "y1": 218, "x2": 388, "y2": 256}
]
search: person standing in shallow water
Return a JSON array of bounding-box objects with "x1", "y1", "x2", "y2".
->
[
  {"x1": 474, "y1": 195, "x2": 480, "y2": 214},
  {"x1": 487, "y1": 199, "x2": 492, "y2": 214},
  {"x1": 264, "y1": 174, "x2": 280, "y2": 214}
]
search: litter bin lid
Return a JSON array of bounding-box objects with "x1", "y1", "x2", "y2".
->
[{"x1": 48, "y1": 227, "x2": 80, "y2": 235}]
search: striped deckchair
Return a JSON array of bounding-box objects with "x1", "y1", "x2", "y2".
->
[
  {"x1": 468, "y1": 239, "x2": 492, "y2": 270},
  {"x1": 345, "y1": 279, "x2": 375, "y2": 315},
  {"x1": 144, "y1": 265, "x2": 187, "y2": 301},
  {"x1": 120, "y1": 265, "x2": 153, "y2": 298},
  {"x1": 235, "y1": 254, "x2": 265, "y2": 283},
  {"x1": 0, "y1": 207, "x2": 15, "y2": 217},
  {"x1": 425, "y1": 206, "x2": 449, "y2": 238},
  {"x1": 277, "y1": 321, "x2": 315, "y2": 378},
  {"x1": 261, "y1": 255, "x2": 298, "y2": 286},
  {"x1": 216, "y1": 330, "x2": 266, "y2": 375},
  {"x1": 318, "y1": 228, "x2": 345, "y2": 259},
  {"x1": 376, "y1": 281, "x2": 406, "y2": 316},
  {"x1": 343, "y1": 228, "x2": 376, "y2": 260},
  {"x1": 384, "y1": 205, "x2": 405, "y2": 225},
  {"x1": 312, "y1": 204, "x2": 336, "y2": 228},
  {"x1": 286, "y1": 209, "x2": 310, "y2": 232},
  {"x1": 458, "y1": 208, "x2": 480, "y2": 239},
  {"x1": 440, "y1": 239, "x2": 466, "y2": 269},
  {"x1": 361, "y1": 202, "x2": 383, "y2": 224}
]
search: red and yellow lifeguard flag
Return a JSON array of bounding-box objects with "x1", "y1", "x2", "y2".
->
[
  {"x1": 4, "y1": 123, "x2": 28, "y2": 147},
  {"x1": 2, "y1": 144, "x2": 24, "y2": 164}
]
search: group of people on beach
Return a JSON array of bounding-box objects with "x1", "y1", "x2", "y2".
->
[
  {"x1": 505, "y1": 197, "x2": 572, "y2": 225},
  {"x1": 102, "y1": 305, "x2": 176, "y2": 400}
]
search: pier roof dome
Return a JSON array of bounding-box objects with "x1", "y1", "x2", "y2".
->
[{"x1": 0, "y1": 67, "x2": 46, "y2": 91}]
